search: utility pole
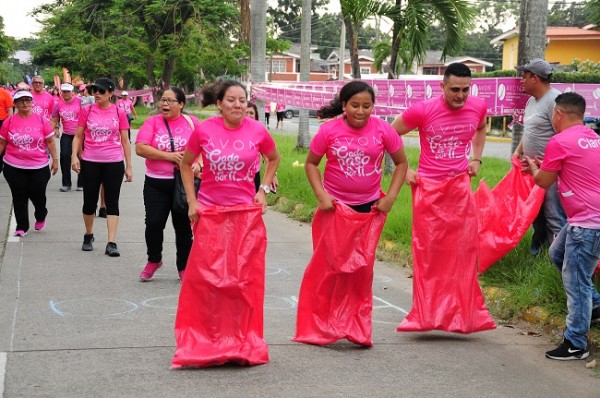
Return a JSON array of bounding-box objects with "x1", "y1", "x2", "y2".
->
[
  {"x1": 339, "y1": 21, "x2": 346, "y2": 81},
  {"x1": 512, "y1": 0, "x2": 549, "y2": 152},
  {"x1": 250, "y1": 0, "x2": 267, "y2": 123},
  {"x1": 296, "y1": 0, "x2": 312, "y2": 149}
]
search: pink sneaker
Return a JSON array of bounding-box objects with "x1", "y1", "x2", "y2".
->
[
  {"x1": 178, "y1": 270, "x2": 185, "y2": 282},
  {"x1": 139, "y1": 261, "x2": 162, "y2": 281},
  {"x1": 14, "y1": 230, "x2": 27, "y2": 237},
  {"x1": 34, "y1": 220, "x2": 46, "y2": 231}
]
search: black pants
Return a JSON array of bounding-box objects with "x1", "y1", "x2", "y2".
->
[
  {"x1": 3, "y1": 163, "x2": 50, "y2": 232},
  {"x1": 348, "y1": 199, "x2": 377, "y2": 214},
  {"x1": 80, "y1": 160, "x2": 124, "y2": 215},
  {"x1": 143, "y1": 176, "x2": 192, "y2": 271},
  {"x1": 59, "y1": 134, "x2": 81, "y2": 188}
]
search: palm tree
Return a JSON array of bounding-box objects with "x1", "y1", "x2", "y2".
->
[{"x1": 388, "y1": 0, "x2": 474, "y2": 78}]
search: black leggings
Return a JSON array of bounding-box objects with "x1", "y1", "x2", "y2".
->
[
  {"x1": 80, "y1": 159, "x2": 124, "y2": 216},
  {"x1": 348, "y1": 199, "x2": 377, "y2": 214},
  {"x1": 3, "y1": 163, "x2": 50, "y2": 232},
  {"x1": 59, "y1": 134, "x2": 81, "y2": 188}
]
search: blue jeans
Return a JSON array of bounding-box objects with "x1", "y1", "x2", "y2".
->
[{"x1": 549, "y1": 224, "x2": 600, "y2": 349}]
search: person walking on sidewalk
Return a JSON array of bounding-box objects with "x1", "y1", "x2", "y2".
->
[
  {"x1": 52, "y1": 83, "x2": 83, "y2": 192},
  {"x1": 135, "y1": 87, "x2": 201, "y2": 282},
  {"x1": 513, "y1": 58, "x2": 567, "y2": 256},
  {"x1": 30, "y1": 76, "x2": 54, "y2": 123},
  {"x1": 71, "y1": 77, "x2": 133, "y2": 257},
  {"x1": 525, "y1": 92, "x2": 600, "y2": 360},
  {"x1": 117, "y1": 91, "x2": 138, "y2": 142},
  {"x1": 0, "y1": 84, "x2": 14, "y2": 174},
  {"x1": 0, "y1": 90, "x2": 58, "y2": 236}
]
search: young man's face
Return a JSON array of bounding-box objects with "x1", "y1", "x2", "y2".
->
[{"x1": 440, "y1": 75, "x2": 471, "y2": 110}]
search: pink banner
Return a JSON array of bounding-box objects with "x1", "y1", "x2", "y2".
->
[{"x1": 252, "y1": 79, "x2": 600, "y2": 118}]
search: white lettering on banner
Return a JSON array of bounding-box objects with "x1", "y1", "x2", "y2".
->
[{"x1": 579, "y1": 137, "x2": 600, "y2": 149}]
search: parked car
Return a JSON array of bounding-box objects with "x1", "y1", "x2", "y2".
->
[
  {"x1": 283, "y1": 106, "x2": 318, "y2": 119},
  {"x1": 584, "y1": 116, "x2": 600, "y2": 136}
]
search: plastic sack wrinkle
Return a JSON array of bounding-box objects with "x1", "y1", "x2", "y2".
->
[
  {"x1": 172, "y1": 204, "x2": 269, "y2": 368},
  {"x1": 294, "y1": 203, "x2": 387, "y2": 347},
  {"x1": 475, "y1": 157, "x2": 545, "y2": 273},
  {"x1": 397, "y1": 174, "x2": 496, "y2": 334}
]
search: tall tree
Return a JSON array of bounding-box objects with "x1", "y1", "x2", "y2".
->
[
  {"x1": 268, "y1": 0, "x2": 326, "y2": 43},
  {"x1": 547, "y1": 1, "x2": 587, "y2": 27},
  {"x1": 585, "y1": 0, "x2": 600, "y2": 25},
  {"x1": 251, "y1": 0, "x2": 268, "y2": 122},
  {"x1": 388, "y1": 0, "x2": 473, "y2": 78}
]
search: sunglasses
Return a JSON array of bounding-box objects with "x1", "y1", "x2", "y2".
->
[
  {"x1": 91, "y1": 87, "x2": 107, "y2": 95},
  {"x1": 32, "y1": 81, "x2": 44, "y2": 85}
]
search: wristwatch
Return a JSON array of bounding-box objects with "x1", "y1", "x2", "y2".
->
[{"x1": 259, "y1": 184, "x2": 271, "y2": 194}]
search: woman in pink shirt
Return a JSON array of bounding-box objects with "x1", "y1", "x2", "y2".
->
[
  {"x1": 0, "y1": 90, "x2": 58, "y2": 236},
  {"x1": 135, "y1": 87, "x2": 201, "y2": 282},
  {"x1": 71, "y1": 77, "x2": 133, "y2": 257}
]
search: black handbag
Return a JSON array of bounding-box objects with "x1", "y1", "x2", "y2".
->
[{"x1": 163, "y1": 117, "x2": 200, "y2": 213}]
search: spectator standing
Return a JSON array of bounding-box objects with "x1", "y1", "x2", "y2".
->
[
  {"x1": 0, "y1": 85, "x2": 14, "y2": 173},
  {"x1": 78, "y1": 84, "x2": 95, "y2": 106},
  {"x1": 525, "y1": 92, "x2": 600, "y2": 360},
  {"x1": 513, "y1": 58, "x2": 567, "y2": 255},
  {"x1": 52, "y1": 83, "x2": 83, "y2": 192},
  {"x1": 0, "y1": 90, "x2": 58, "y2": 236},
  {"x1": 30, "y1": 76, "x2": 54, "y2": 123},
  {"x1": 117, "y1": 91, "x2": 138, "y2": 142},
  {"x1": 275, "y1": 102, "x2": 285, "y2": 129},
  {"x1": 71, "y1": 77, "x2": 133, "y2": 257}
]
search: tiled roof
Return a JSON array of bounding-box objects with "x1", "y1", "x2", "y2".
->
[{"x1": 546, "y1": 26, "x2": 600, "y2": 38}]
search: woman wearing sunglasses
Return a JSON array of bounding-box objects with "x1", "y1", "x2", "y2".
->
[{"x1": 71, "y1": 77, "x2": 133, "y2": 257}]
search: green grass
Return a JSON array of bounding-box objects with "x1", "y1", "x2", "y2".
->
[{"x1": 266, "y1": 132, "x2": 599, "y2": 324}]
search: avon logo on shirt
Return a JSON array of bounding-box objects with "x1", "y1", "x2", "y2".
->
[{"x1": 8, "y1": 131, "x2": 45, "y2": 152}]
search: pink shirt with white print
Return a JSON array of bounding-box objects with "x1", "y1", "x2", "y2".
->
[
  {"x1": 0, "y1": 113, "x2": 53, "y2": 169},
  {"x1": 52, "y1": 96, "x2": 82, "y2": 135},
  {"x1": 310, "y1": 116, "x2": 403, "y2": 205},
  {"x1": 31, "y1": 91, "x2": 55, "y2": 122},
  {"x1": 136, "y1": 114, "x2": 200, "y2": 179},
  {"x1": 541, "y1": 124, "x2": 600, "y2": 228},
  {"x1": 117, "y1": 98, "x2": 134, "y2": 115},
  {"x1": 77, "y1": 103, "x2": 129, "y2": 162},
  {"x1": 186, "y1": 116, "x2": 276, "y2": 206},
  {"x1": 401, "y1": 95, "x2": 487, "y2": 180}
]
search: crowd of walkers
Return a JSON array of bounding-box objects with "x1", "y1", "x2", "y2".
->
[{"x1": 0, "y1": 61, "x2": 598, "y2": 368}]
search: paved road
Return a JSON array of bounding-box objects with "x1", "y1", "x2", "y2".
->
[{"x1": 0, "y1": 132, "x2": 598, "y2": 397}]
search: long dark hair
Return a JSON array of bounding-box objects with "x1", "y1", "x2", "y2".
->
[
  {"x1": 317, "y1": 81, "x2": 375, "y2": 119},
  {"x1": 200, "y1": 80, "x2": 247, "y2": 107}
]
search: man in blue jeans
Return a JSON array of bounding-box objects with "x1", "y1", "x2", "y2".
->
[{"x1": 526, "y1": 92, "x2": 600, "y2": 360}]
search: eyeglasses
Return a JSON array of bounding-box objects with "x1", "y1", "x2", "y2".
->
[
  {"x1": 91, "y1": 87, "x2": 106, "y2": 95},
  {"x1": 32, "y1": 81, "x2": 43, "y2": 85},
  {"x1": 160, "y1": 98, "x2": 179, "y2": 104},
  {"x1": 16, "y1": 98, "x2": 32, "y2": 103}
]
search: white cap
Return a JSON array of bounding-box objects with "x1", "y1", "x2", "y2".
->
[
  {"x1": 60, "y1": 83, "x2": 74, "y2": 91},
  {"x1": 13, "y1": 90, "x2": 33, "y2": 101},
  {"x1": 121, "y1": 91, "x2": 129, "y2": 96}
]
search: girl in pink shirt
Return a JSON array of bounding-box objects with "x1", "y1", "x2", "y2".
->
[{"x1": 0, "y1": 90, "x2": 58, "y2": 236}]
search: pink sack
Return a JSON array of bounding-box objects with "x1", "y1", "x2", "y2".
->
[
  {"x1": 294, "y1": 203, "x2": 387, "y2": 346},
  {"x1": 172, "y1": 204, "x2": 269, "y2": 368},
  {"x1": 397, "y1": 174, "x2": 496, "y2": 334},
  {"x1": 475, "y1": 157, "x2": 545, "y2": 273}
]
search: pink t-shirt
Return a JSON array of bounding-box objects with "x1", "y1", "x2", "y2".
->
[
  {"x1": 77, "y1": 103, "x2": 129, "y2": 162},
  {"x1": 402, "y1": 95, "x2": 487, "y2": 180},
  {"x1": 52, "y1": 96, "x2": 82, "y2": 135},
  {"x1": 186, "y1": 116, "x2": 276, "y2": 206},
  {"x1": 541, "y1": 124, "x2": 600, "y2": 228},
  {"x1": 310, "y1": 116, "x2": 403, "y2": 205},
  {"x1": 136, "y1": 114, "x2": 200, "y2": 179},
  {"x1": 117, "y1": 98, "x2": 133, "y2": 115},
  {"x1": 0, "y1": 113, "x2": 53, "y2": 169},
  {"x1": 276, "y1": 103, "x2": 285, "y2": 112},
  {"x1": 31, "y1": 91, "x2": 55, "y2": 122}
]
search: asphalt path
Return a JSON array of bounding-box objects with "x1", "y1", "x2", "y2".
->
[{"x1": 0, "y1": 131, "x2": 598, "y2": 397}]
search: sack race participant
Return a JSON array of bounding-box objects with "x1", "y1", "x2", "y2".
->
[
  {"x1": 392, "y1": 63, "x2": 495, "y2": 333},
  {"x1": 172, "y1": 80, "x2": 280, "y2": 367},
  {"x1": 294, "y1": 81, "x2": 408, "y2": 346}
]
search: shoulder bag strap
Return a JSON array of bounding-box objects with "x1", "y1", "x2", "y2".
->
[{"x1": 162, "y1": 117, "x2": 175, "y2": 152}]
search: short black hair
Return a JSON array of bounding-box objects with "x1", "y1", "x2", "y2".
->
[
  {"x1": 555, "y1": 92, "x2": 586, "y2": 118},
  {"x1": 444, "y1": 63, "x2": 472, "y2": 80}
]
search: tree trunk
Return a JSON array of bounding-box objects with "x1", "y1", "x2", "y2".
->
[
  {"x1": 296, "y1": 0, "x2": 312, "y2": 149},
  {"x1": 251, "y1": 0, "x2": 267, "y2": 121},
  {"x1": 240, "y1": 0, "x2": 251, "y2": 44},
  {"x1": 513, "y1": 0, "x2": 549, "y2": 152},
  {"x1": 387, "y1": 0, "x2": 402, "y2": 79},
  {"x1": 346, "y1": 19, "x2": 360, "y2": 79}
]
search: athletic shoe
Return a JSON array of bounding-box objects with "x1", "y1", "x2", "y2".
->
[
  {"x1": 59, "y1": 186, "x2": 71, "y2": 192},
  {"x1": 105, "y1": 242, "x2": 120, "y2": 257},
  {"x1": 98, "y1": 207, "x2": 107, "y2": 218},
  {"x1": 34, "y1": 220, "x2": 46, "y2": 231},
  {"x1": 82, "y1": 234, "x2": 94, "y2": 251},
  {"x1": 545, "y1": 338, "x2": 589, "y2": 360},
  {"x1": 76, "y1": 186, "x2": 83, "y2": 191},
  {"x1": 14, "y1": 230, "x2": 27, "y2": 237},
  {"x1": 139, "y1": 261, "x2": 163, "y2": 281},
  {"x1": 591, "y1": 306, "x2": 600, "y2": 327},
  {"x1": 178, "y1": 270, "x2": 185, "y2": 282}
]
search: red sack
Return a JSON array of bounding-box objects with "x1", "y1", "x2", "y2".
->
[
  {"x1": 293, "y1": 203, "x2": 387, "y2": 346},
  {"x1": 475, "y1": 157, "x2": 545, "y2": 273},
  {"x1": 172, "y1": 204, "x2": 269, "y2": 368},
  {"x1": 397, "y1": 174, "x2": 496, "y2": 334}
]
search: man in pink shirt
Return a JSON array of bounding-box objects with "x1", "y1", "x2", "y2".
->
[
  {"x1": 30, "y1": 76, "x2": 54, "y2": 123},
  {"x1": 391, "y1": 63, "x2": 494, "y2": 333},
  {"x1": 526, "y1": 92, "x2": 600, "y2": 361},
  {"x1": 52, "y1": 83, "x2": 83, "y2": 191}
]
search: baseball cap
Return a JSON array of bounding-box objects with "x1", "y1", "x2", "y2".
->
[
  {"x1": 90, "y1": 77, "x2": 115, "y2": 92},
  {"x1": 515, "y1": 58, "x2": 553, "y2": 79},
  {"x1": 78, "y1": 84, "x2": 87, "y2": 92},
  {"x1": 13, "y1": 90, "x2": 33, "y2": 101},
  {"x1": 121, "y1": 91, "x2": 128, "y2": 96},
  {"x1": 60, "y1": 83, "x2": 74, "y2": 91}
]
